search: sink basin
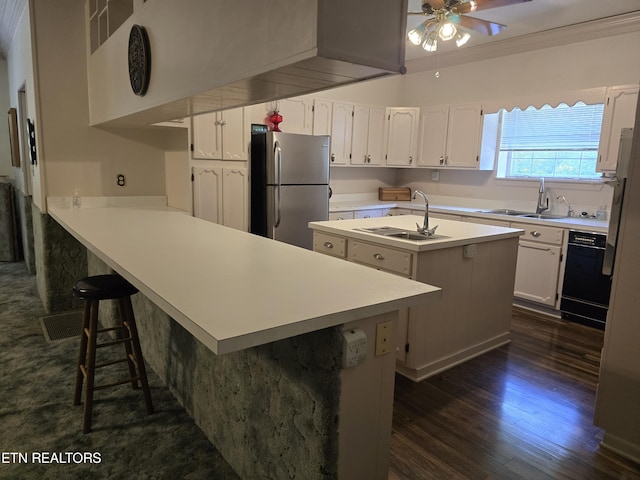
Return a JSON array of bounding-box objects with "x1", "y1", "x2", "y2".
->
[
  {"x1": 355, "y1": 226, "x2": 443, "y2": 242},
  {"x1": 386, "y1": 232, "x2": 444, "y2": 241},
  {"x1": 517, "y1": 213, "x2": 567, "y2": 220},
  {"x1": 481, "y1": 208, "x2": 531, "y2": 215}
]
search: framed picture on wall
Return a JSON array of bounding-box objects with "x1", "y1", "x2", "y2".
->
[{"x1": 7, "y1": 108, "x2": 20, "y2": 167}]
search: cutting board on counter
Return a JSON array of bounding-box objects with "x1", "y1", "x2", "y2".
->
[{"x1": 378, "y1": 187, "x2": 411, "y2": 201}]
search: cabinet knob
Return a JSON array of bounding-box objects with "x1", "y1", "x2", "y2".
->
[
  {"x1": 439, "y1": 156, "x2": 444, "y2": 165},
  {"x1": 331, "y1": 153, "x2": 335, "y2": 162},
  {"x1": 373, "y1": 253, "x2": 385, "y2": 261},
  {"x1": 323, "y1": 241, "x2": 334, "y2": 249},
  {"x1": 530, "y1": 231, "x2": 541, "y2": 238},
  {"x1": 366, "y1": 155, "x2": 371, "y2": 163},
  {"x1": 409, "y1": 156, "x2": 413, "y2": 164}
]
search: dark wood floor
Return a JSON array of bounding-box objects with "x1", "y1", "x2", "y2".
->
[{"x1": 389, "y1": 307, "x2": 640, "y2": 480}]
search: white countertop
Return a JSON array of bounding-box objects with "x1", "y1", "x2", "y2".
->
[
  {"x1": 310, "y1": 215, "x2": 523, "y2": 252},
  {"x1": 329, "y1": 196, "x2": 608, "y2": 233},
  {"x1": 47, "y1": 197, "x2": 439, "y2": 354}
]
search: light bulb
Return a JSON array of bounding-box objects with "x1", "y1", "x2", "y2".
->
[
  {"x1": 438, "y1": 21, "x2": 457, "y2": 41},
  {"x1": 407, "y1": 23, "x2": 427, "y2": 46},
  {"x1": 455, "y1": 31, "x2": 471, "y2": 47}
]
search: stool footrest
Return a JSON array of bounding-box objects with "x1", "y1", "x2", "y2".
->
[
  {"x1": 93, "y1": 376, "x2": 142, "y2": 391},
  {"x1": 96, "y1": 337, "x2": 133, "y2": 349}
]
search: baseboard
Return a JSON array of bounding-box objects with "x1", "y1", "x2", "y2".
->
[
  {"x1": 396, "y1": 332, "x2": 511, "y2": 382},
  {"x1": 600, "y1": 432, "x2": 640, "y2": 465}
]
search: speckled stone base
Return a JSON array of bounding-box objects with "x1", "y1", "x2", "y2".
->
[{"x1": 88, "y1": 252, "x2": 343, "y2": 479}]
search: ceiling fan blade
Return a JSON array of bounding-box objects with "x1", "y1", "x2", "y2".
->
[
  {"x1": 450, "y1": 14, "x2": 507, "y2": 36},
  {"x1": 452, "y1": 0, "x2": 531, "y2": 16},
  {"x1": 424, "y1": 0, "x2": 446, "y2": 9}
]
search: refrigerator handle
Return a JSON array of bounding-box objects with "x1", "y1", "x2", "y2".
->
[
  {"x1": 274, "y1": 186, "x2": 281, "y2": 228},
  {"x1": 274, "y1": 140, "x2": 282, "y2": 186}
]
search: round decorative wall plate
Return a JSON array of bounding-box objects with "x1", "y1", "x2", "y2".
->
[{"x1": 128, "y1": 24, "x2": 151, "y2": 96}]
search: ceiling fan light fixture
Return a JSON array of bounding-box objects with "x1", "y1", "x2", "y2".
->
[
  {"x1": 408, "y1": 22, "x2": 428, "y2": 46},
  {"x1": 438, "y1": 21, "x2": 457, "y2": 41},
  {"x1": 455, "y1": 31, "x2": 471, "y2": 47},
  {"x1": 422, "y1": 30, "x2": 438, "y2": 52}
]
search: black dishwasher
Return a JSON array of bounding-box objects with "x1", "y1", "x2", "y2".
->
[{"x1": 560, "y1": 230, "x2": 611, "y2": 329}]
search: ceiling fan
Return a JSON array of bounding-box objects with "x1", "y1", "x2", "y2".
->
[{"x1": 407, "y1": 0, "x2": 532, "y2": 52}]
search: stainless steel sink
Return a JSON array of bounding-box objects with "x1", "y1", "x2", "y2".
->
[
  {"x1": 516, "y1": 213, "x2": 567, "y2": 220},
  {"x1": 386, "y1": 232, "x2": 444, "y2": 241},
  {"x1": 481, "y1": 208, "x2": 531, "y2": 215},
  {"x1": 355, "y1": 226, "x2": 443, "y2": 241}
]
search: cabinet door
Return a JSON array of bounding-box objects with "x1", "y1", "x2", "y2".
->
[
  {"x1": 445, "y1": 103, "x2": 483, "y2": 168},
  {"x1": 513, "y1": 240, "x2": 562, "y2": 306},
  {"x1": 277, "y1": 98, "x2": 313, "y2": 134},
  {"x1": 417, "y1": 106, "x2": 448, "y2": 167},
  {"x1": 350, "y1": 105, "x2": 370, "y2": 165},
  {"x1": 385, "y1": 108, "x2": 419, "y2": 166},
  {"x1": 192, "y1": 167, "x2": 222, "y2": 223},
  {"x1": 312, "y1": 99, "x2": 332, "y2": 135},
  {"x1": 367, "y1": 106, "x2": 386, "y2": 166},
  {"x1": 221, "y1": 107, "x2": 249, "y2": 161},
  {"x1": 192, "y1": 113, "x2": 222, "y2": 159},
  {"x1": 222, "y1": 168, "x2": 248, "y2": 231},
  {"x1": 330, "y1": 102, "x2": 353, "y2": 165},
  {"x1": 597, "y1": 85, "x2": 639, "y2": 172}
]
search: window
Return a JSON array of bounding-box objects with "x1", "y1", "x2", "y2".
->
[{"x1": 496, "y1": 102, "x2": 604, "y2": 180}]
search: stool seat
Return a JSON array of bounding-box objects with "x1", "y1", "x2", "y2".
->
[
  {"x1": 73, "y1": 273, "x2": 152, "y2": 433},
  {"x1": 73, "y1": 274, "x2": 138, "y2": 300}
]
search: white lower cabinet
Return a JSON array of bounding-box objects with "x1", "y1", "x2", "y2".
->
[
  {"x1": 511, "y1": 222, "x2": 564, "y2": 307},
  {"x1": 192, "y1": 166, "x2": 248, "y2": 231},
  {"x1": 329, "y1": 211, "x2": 355, "y2": 221}
]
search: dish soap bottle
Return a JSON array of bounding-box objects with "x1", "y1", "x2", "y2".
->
[{"x1": 72, "y1": 188, "x2": 81, "y2": 209}]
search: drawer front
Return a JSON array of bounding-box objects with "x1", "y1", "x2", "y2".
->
[
  {"x1": 349, "y1": 241, "x2": 413, "y2": 277},
  {"x1": 510, "y1": 222, "x2": 564, "y2": 245},
  {"x1": 313, "y1": 232, "x2": 347, "y2": 258},
  {"x1": 354, "y1": 209, "x2": 383, "y2": 219},
  {"x1": 329, "y1": 211, "x2": 354, "y2": 221}
]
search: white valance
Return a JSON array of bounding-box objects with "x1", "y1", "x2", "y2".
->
[{"x1": 482, "y1": 87, "x2": 607, "y2": 114}]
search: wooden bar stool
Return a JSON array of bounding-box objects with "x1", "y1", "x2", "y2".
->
[{"x1": 73, "y1": 274, "x2": 153, "y2": 433}]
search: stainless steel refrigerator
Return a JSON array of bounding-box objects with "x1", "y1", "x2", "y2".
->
[
  {"x1": 603, "y1": 127, "x2": 633, "y2": 276},
  {"x1": 250, "y1": 130, "x2": 330, "y2": 249}
]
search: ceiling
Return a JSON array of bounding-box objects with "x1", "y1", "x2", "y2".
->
[
  {"x1": 0, "y1": 0, "x2": 26, "y2": 59},
  {"x1": 406, "y1": 0, "x2": 640, "y2": 60},
  {"x1": 1, "y1": 1, "x2": 639, "y2": 66}
]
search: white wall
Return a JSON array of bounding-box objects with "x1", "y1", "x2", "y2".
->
[
  {"x1": 0, "y1": 60, "x2": 12, "y2": 178},
  {"x1": 26, "y1": 0, "x2": 167, "y2": 209},
  {"x1": 394, "y1": 31, "x2": 640, "y2": 212}
]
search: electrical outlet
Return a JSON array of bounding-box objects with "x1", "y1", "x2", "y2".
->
[
  {"x1": 116, "y1": 174, "x2": 126, "y2": 187},
  {"x1": 341, "y1": 328, "x2": 367, "y2": 368},
  {"x1": 463, "y1": 243, "x2": 477, "y2": 258},
  {"x1": 375, "y1": 321, "x2": 392, "y2": 356}
]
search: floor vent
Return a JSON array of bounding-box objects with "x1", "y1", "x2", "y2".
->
[{"x1": 39, "y1": 311, "x2": 83, "y2": 342}]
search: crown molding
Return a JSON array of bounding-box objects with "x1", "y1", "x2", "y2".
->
[{"x1": 405, "y1": 11, "x2": 640, "y2": 74}]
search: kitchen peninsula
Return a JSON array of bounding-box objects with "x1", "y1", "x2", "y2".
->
[
  {"x1": 47, "y1": 196, "x2": 440, "y2": 480},
  {"x1": 310, "y1": 215, "x2": 523, "y2": 381}
]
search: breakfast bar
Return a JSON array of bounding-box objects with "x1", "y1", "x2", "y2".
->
[{"x1": 47, "y1": 196, "x2": 440, "y2": 480}]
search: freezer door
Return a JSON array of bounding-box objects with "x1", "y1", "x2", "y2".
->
[
  {"x1": 266, "y1": 185, "x2": 329, "y2": 249},
  {"x1": 265, "y1": 132, "x2": 330, "y2": 185}
]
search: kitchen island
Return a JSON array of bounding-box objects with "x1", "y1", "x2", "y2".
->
[
  {"x1": 310, "y1": 215, "x2": 523, "y2": 381},
  {"x1": 47, "y1": 196, "x2": 440, "y2": 480}
]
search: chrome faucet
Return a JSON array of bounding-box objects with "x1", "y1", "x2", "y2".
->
[
  {"x1": 412, "y1": 190, "x2": 438, "y2": 236},
  {"x1": 536, "y1": 178, "x2": 549, "y2": 214},
  {"x1": 556, "y1": 195, "x2": 574, "y2": 218}
]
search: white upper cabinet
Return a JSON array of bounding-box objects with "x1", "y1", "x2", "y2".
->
[
  {"x1": 597, "y1": 84, "x2": 639, "y2": 173},
  {"x1": 312, "y1": 99, "x2": 332, "y2": 135},
  {"x1": 385, "y1": 107, "x2": 420, "y2": 166},
  {"x1": 417, "y1": 103, "x2": 485, "y2": 169},
  {"x1": 329, "y1": 101, "x2": 354, "y2": 165},
  {"x1": 192, "y1": 107, "x2": 249, "y2": 161},
  {"x1": 275, "y1": 97, "x2": 313, "y2": 134},
  {"x1": 351, "y1": 105, "x2": 385, "y2": 166}
]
